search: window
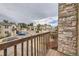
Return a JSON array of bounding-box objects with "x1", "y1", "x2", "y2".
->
[
  {"x1": 5, "y1": 31, "x2": 9, "y2": 34},
  {"x1": 5, "y1": 31, "x2": 11, "y2": 37},
  {"x1": 5, "y1": 25, "x2": 8, "y2": 28}
]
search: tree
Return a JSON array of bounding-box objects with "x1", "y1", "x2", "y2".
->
[
  {"x1": 29, "y1": 23, "x2": 33, "y2": 26},
  {"x1": 28, "y1": 23, "x2": 34, "y2": 30},
  {"x1": 36, "y1": 24, "x2": 41, "y2": 33},
  {"x1": 44, "y1": 24, "x2": 47, "y2": 30},
  {"x1": 3, "y1": 20, "x2": 8, "y2": 23},
  {"x1": 18, "y1": 23, "x2": 27, "y2": 29}
]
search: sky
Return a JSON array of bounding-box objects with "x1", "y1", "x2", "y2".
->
[
  {"x1": 34, "y1": 16, "x2": 58, "y2": 27},
  {"x1": 0, "y1": 3, "x2": 58, "y2": 26}
]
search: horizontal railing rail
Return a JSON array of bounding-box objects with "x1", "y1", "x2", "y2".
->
[{"x1": 0, "y1": 31, "x2": 50, "y2": 56}]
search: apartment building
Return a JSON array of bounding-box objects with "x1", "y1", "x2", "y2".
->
[{"x1": 0, "y1": 22, "x2": 16, "y2": 39}]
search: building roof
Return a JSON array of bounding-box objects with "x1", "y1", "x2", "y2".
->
[{"x1": 0, "y1": 22, "x2": 16, "y2": 26}]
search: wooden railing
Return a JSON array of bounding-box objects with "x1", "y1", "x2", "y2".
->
[{"x1": 0, "y1": 31, "x2": 50, "y2": 56}]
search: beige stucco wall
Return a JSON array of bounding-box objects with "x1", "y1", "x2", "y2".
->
[
  {"x1": 0, "y1": 26, "x2": 6, "y2": 37},
  {"x1": 0, "y1": 24, "x2": 17, "y2": 38}
]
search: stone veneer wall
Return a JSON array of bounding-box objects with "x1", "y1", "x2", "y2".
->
[
  {"x1": 58, "y1": 3, "x2": 78, "y2": 55},
  {"x1": 78, "y1": 4, "x2": 79, "y2": 56}
]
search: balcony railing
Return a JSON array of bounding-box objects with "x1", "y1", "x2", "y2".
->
[{"x1": 0, "y1": 31, "x2": 50, "y2": 56}]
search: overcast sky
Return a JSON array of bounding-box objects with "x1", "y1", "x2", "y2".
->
[{"x1": 0, "y1": 3, "x2": 58, "y2": 26}]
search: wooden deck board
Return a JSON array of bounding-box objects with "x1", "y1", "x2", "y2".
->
[{"x1": 46, "y1": 49, "x2": 65, "y2": 56}]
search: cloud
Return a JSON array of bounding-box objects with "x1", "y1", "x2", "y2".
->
[
  {"x1": 34, "y1": 16, "x2": 58, "y2": 27},
  {"x1": 49, "y1": 16, "x2": 58, "y2": 26},
  {"x1": 0, "y1": 3, "x2": 58, "y2": 24}
]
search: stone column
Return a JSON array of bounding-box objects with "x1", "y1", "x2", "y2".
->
[
  {"x1": 58, "y1": 3, "x2": 78, "y2": 55},
  {"x1": 77, "y1": 4, "x2": 79, "y2": 56}
]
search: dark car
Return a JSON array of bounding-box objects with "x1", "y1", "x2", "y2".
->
[{"x1": 16, "y1": 31, "x2": 27, "y2": 35}]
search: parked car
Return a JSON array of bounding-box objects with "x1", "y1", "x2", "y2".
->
[{"x1": 16, "y1": 31, "x2": 27, "y2": 35}]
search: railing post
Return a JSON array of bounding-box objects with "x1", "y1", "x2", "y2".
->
[
  {"x1": 38, "y1": 35, "x2": 40, "y2": 56},
  {"x1": 37, "y1": 36, "x2": 39, "y2": 56},
  {"x1": 14, "y1": 45, "x2": 17, "y2": 56},
  {"x1": 26, "y1": 40, "x2": 29, "y2": 56},
  {"x1": 43, "y1": 34, "x2": 45, "y2": 55},
  {"x1": 47, "y1": 32, "x2": 50, "y2": 51},
  {"x1": 41, "y1": 35, "x2": 44, "y2": 55},
  {"x1": 40, "y1": 35, "x2": 41, "y2": 56},
  {"x1": 46, "y1": 34, "x2": 48, "y2": 53},
  {"x1": 21, "y1": 42, "x2": 24, "y2": 56},
  {"x1": 4, "y1": 49, "x2": 7, "y2": 56},
  {"x1": 31, "y1": 38, "x2": 33, "y2": 56},
  {"x1": 34, "y1": 38, "x2": 36, "y2": 56},
  {"x1": 44, "y1": 33, "x2": 47, "y2": 55},
  {"x1": 44, "y1": 34, "x2": 46, "y2": 55}
]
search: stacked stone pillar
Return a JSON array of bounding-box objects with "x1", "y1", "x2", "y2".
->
[{"x1": 58, "y1": 3, "x2": 78, "y2": 55}]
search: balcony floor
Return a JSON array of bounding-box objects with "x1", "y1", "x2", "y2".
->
[{"x1": 46, "y1": 49, "x2": 65, "y2": 56}]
